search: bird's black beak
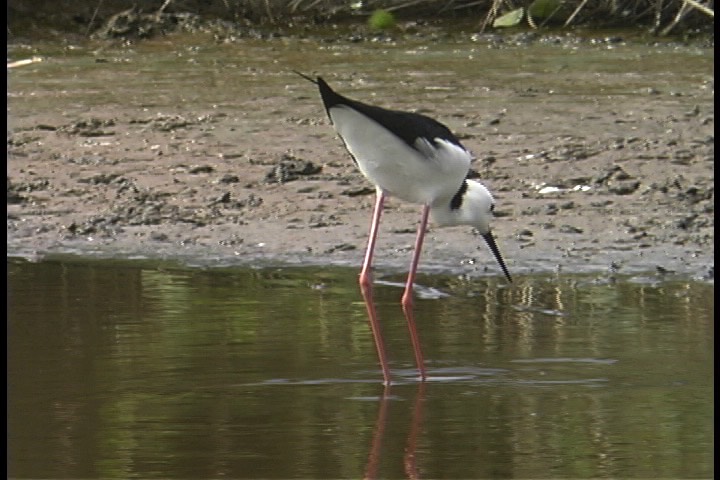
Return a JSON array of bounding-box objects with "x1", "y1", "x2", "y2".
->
[{"x1": 482, "y1": 231, "x2": 512, "y2": 283}]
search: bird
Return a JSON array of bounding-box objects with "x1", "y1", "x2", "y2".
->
[{"x1": 296, "y1": 72, "x2": 511, "y2": 382}]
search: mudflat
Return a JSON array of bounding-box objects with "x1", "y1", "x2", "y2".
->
[{"x1": 7, "y1": 35, "x2": 714, "y2": 280}]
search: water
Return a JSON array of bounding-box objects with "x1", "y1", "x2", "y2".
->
[{"x1": 8, "y1": 257, "x2": 713, "y2": 478}]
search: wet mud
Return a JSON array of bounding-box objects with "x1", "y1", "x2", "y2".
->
[{"x1": 7, "y1": 34, "x2": 714, "y2": 280}]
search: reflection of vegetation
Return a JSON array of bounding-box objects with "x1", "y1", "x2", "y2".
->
[{"x1": 8, "y1": 259, "x2": 713, "y2": 478}]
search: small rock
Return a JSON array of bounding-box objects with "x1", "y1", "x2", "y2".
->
[
  {"x1": 218, "y1": 174, "x2": 240, "y2": 184},
  {"x1": 608, "y1": 180, "x2": 640, "y2": 195},
  {"x1": 559, "y1": 225, "x2": 583, "y2": 234},
  {"x1": 325, "y1": 243, "x2": 356, "y2": 254},
  {"x1": 341, "y1": 186, "x2": 375, "y2": 197},
  {"x1": 150, "y1": 232, "x2": 169, "y2": 241},
  {"x1": 189, "y1": 165, "x2": 215, "y2": 174}
]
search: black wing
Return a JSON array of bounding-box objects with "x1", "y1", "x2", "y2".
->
[{"x1": 315, "y1": 77, "x2": 466, "y2": 152}]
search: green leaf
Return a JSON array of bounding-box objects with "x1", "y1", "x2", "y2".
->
[{"x1": 493, "y1": 8, "x2": 524, "y2": 27}]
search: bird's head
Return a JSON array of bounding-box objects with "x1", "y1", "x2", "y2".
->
[{"x1": 443, "y1": 180, "x2": 512, "y2": 283}]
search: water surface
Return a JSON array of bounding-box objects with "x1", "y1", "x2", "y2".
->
[{"x1": 8, "y1": 257, "x2": 713, "y2": 478}]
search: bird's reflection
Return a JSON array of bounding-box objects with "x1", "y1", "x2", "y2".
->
[
  {"x1": 364, "y1": 381, "x2": 427, "y2": 479},
  {"x1": 361, "y1": 273, "x2": 427, "y2": 478},
  {"x1": 363, "y1": 385, "x2": 391, "y2": 479},
  {"x1": 360, "y1": 275, "x2": 430, "y2": 384},
  {"x1": 403, "y1": 382, "x2": 426, "y2": 480}
]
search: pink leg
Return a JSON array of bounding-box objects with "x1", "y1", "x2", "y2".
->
[
  {"x1": 360, "y1": 279, "x2": 391, "y2": 385},
  {"x1": 359, "y1": 191, "x2": 391, "y2": 384},
  {"x1": 401, "y1": 205, "x2": 429, "y2": 381},
  {"x1": 360, "y1": 191, "x2": 385, "y2": 290}
]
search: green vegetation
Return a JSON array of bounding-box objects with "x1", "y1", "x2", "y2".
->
[
  {"x1": 7, "y1": 0, "x2": 714, "y2": 38},
  {"x1": 487, "y1": 0, "x2": 713, "y2": 34},
  {"x1": 368, "y1": 9, "x2": 396, "y2": 30}
]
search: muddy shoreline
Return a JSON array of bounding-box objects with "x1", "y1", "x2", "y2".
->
[{"x1": 7, "y1": 34, "x2": 714, "y2": 281}]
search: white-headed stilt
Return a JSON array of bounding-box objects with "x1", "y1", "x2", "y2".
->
[{"x1": 296, "y1": 72, "x2": 511, "y2": 383}]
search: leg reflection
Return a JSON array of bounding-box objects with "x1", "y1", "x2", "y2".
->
[
  {"x1": 364, "y1": 385, "x2": 391, "y2": 480},
  {"x1": 403, "y1": 381, "x2": 426, "y2": 479},
  {"x1": 364, "y1": 383, "x2": 427, "y2": 479}
]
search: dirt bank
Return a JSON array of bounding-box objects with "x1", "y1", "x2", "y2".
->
[{"x1": 7, "y1": 35, "x2": 714, "y2": 281}]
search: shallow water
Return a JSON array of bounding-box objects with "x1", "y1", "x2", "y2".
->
[{"x1": 8, "y1": 257, "x2": 713, "y2": 478}]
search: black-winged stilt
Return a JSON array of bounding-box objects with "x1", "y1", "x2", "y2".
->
[{"x1": 297, "y1": 72, "x2": 511, "y2": 382}]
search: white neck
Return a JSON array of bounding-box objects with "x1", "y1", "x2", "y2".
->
[{"x1": 430, "y1": 180, "x2": 495, "y2": 233}]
